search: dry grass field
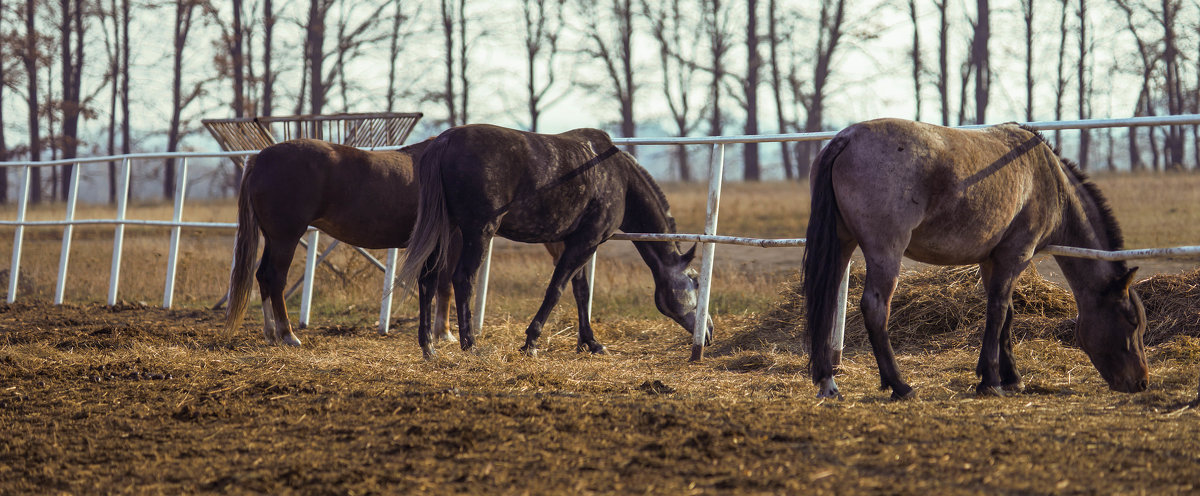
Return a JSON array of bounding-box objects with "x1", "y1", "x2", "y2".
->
[{"x1": 1, "y1": 172, "x2": 1199, "y2": 494}]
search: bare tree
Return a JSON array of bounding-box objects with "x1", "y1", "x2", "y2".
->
[
  {"x1": 1159, "y1": 0, "x2": 1185, "y2": 169},
  {"x1": 164, "y1": 0, "x2": 206, "y2": 199},
  {"x1": 522, "y1": 0, "x2": 567, "y2": 132},
  {"x1": 1077, "y1": 0, "x2": 1091, "y2": 169},
  {"x1": 643, "y1": 0, "x2": 704, "y2": 180},
  {"x1": 1113, "y1": 0, "x2": 1157, "y2": 171},
  {"x1": 57, "y1": 0, "x2": 86, "y2": 200},
  {"x1": 261, "y1": 0, "x2": 274, "y2": 116},
  {"x1": 437, "y1": 0, "x2": 471, "y2": 126},
  {"x1": 970, "y1": 0, "x2": 989, "y2": 123},
  {"x1": 1022, "y1": 0, "x2": 1034, "y2": 121},
  {"x1": 934, "y1": 0, "x2": 949, "y2": 125},
  {"x1": 909, "y1": 0, "x2": 921, "y2": 121},
  {"x1": 741, "y1": 0, "x2": 762, "y2": 181},
  {"x1": 1054, "y1": 0, "x2": 1069, "y2": 144},
  {"x1": 766, "y1": 0, "x2": 793, "y2": 179},
  {"x1": 232, "y1": 0, "x2": 245, "y2": 117},
  {"x1": 100, "y1": 0, "x2": 120, "y2": 202},
  {"x1": 21, "y1": 0, "x2": 42, "y2": 204},
  {"x1": 702, "y1": 0, "x2": 731, "y2": 137},
  {"x1": 0, "y1": 0, "x2": 13, "y2": 202},
  {"x1": 384, "y1": 0, "x2": 417, "y2": 112},
  {"x1": 304, "y1": 0, "x2": 333, "y2": 115},
  {"x1": 577, "y1": 0, "x2": 638, "y2": 151},
  {"x1": 792, "y1": 0, "x2": 847, "y2": 170}
]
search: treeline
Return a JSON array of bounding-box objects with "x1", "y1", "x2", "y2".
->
[{"x1": 0, "y1": 0, "x2": 1197, "y2": 204}]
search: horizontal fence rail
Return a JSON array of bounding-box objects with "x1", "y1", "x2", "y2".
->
[{"x1": 1, "y1": 114, "x2": 1199, "y2": 359}]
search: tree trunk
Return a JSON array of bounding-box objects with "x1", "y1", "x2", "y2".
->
[
  {"x1": 971, "y1": 0, "x2": 989, "y2": 124},
  {"x1": 909, "y1": 0, "x2": 921, "y2": 121},
  {"x1": 262, "y1": 0, "x2": 274, "y2": 116},
  {"x1": 1053, "y1": 0, "x2": 1068, "y2": 145},
  {"x1": 742, "y1": 0, "x2": 760, "y2": 181},
  {"x1": 767, "y1": 0, "x2": 792, "y2": 179},
  {"x1": 936, "y1": 0, "x2": 949, "y2": 126},
  {"x1": 1022, "y1": 0, "x2": 1034, "y2": 121},
  {"x1": 232, "y1": 0, "x2": 245, "y2": 118},
  {"x1": 23, "y1": 0, "x2": 42, "y2": 204},
  {"x1": 306, "y1": 0, "x2": 326, "y2": 115},
  {"x1": 166, "y1": 0, "x2": 198, "y2": 199},
  {"x1": 1076, "y1": 0, "x2": 1089, "y2": 170},
  {"x1": 59, "y1": 0, "x2": 85, "y2": 200},
  {"x1": 706, "y1": 0, "x2": 726, "y2": 137}
]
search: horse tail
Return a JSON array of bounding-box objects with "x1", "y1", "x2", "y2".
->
[
  {"x1": 803, "y1": 135, "x2": 851, "y2": 384},
  {"x1": 225, "y1": 155, "x2": 260, "y2": 332},
  {"x1": 395, "y1": 135, "x2": 453, "y2": 295}
]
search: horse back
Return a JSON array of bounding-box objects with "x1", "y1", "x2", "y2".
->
[
  {"x1": 248, "y1": 138, "x2": 423, "y2": 248},
  {"x1": 432, "y1": 125, "x2": 626, "y2": 242},
  {"x1": 829, "y1": 119, "x2": 1069, "y2": 264}
]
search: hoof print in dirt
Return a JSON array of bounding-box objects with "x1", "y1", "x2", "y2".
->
[{"x1": 638, "y1": 380, "x2": 675, "y2": 395}]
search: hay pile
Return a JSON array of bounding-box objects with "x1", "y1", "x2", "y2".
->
[
  {"x1": 1135, "y1": 268, "x2": 1200, "y2": 345},
  {"x1": 730, "y1": 265, "x2": 1200, "y2": 356}
]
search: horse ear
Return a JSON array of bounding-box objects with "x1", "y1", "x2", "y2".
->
[
  {"x1": 1114, "y1": 266, "x2": 1139, "y2": 296},
  {"x1": 682, "y1": 243, "x2": 697, "y2": 264}
]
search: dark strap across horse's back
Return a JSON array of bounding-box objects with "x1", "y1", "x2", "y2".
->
[{"x1": 498, "y1": 145, "x2": 621, "y2": 215}]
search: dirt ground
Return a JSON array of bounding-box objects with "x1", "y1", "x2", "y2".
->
[{"x1": 2, "y1": 297, "x2": 1199, "y2": 495}]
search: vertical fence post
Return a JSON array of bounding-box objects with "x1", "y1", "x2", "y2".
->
[
  {"x1": 472, "y1": 237, "x2": 495, "y2": 335},
  {"x1": 7, "y1": 166, "x2": 31, "y2": 303},
  {"x1": 299, "y1": 230, "x2": 320, "y2": 328},
  {"x1": 163, "y1": 157, "x2": 189, "y2": 308},
  {"x1": 832, "y1": 261, "x2": 851, "y2": 367},
  {"x1": 691, "y1": 144, "x2": 725, "y2": 362},
  {"x1": 54, "y1": 163, "x2": 83, "y2": 304},
  {"x1": 585, "y1": 252, "x2": 597, "y2": 318},
  {"x1": 379, "y1": 248, "x2": 399, "y2": 335},
  {"x1": 108, "y1": 158, "x2": 132, "y2": 306}
]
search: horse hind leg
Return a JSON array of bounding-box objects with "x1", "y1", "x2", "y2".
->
[
  {"x1": 570, "y1": 261, "x2": 606, "y2": 354},
  {"x1": 257, "y1": 238, "x2": 302, "y2": 347},
  {"x1": 860, "y1": 254, "x2": 915, "y2": 400},
  {"x1": 433, "y1": 267, "x2": 457, "y2": 343}
]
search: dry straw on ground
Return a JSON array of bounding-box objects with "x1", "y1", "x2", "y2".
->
[{"x1": 729, "y1": 265, "x2": 1200, "y2": 356}]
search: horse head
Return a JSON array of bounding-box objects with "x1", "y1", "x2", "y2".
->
[
  {"x1": 1075, "y1": 267, "x2": 1149, "y2": 393},
  {"x1": 652, "y1": 243, "x2": 714, "y2": 345}
]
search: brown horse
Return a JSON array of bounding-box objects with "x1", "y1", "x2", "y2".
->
[
  {"x1": 396, "y1": 124, "x2": 710, "y2": 359},
  {"x1": 225, "y1": 138, "x2": 458, "y2": 345},
  {"x1": 804, "y1": 118, "x2": 1149, "y2": 399}
]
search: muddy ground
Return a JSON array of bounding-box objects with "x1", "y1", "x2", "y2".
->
[{"x1": 2, "y1": 298, "x2": 1199, "y2": 495}]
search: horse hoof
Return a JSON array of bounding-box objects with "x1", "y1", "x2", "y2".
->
[
  {"x1": 591, "y1": 344, "x2": 608, "y2": 355},
  {"x1": 975, "y1": 383, "x2": 1006, "y2": 397},
  {"x1": 281, "y1": 333, "x2": 302, "y2": 347},
  {"x1": 520, "y1": 346, "x2": 538, "y2": 358},
  {"x1": 421, "y1": 347, "x2": 437, "y2": 361},
  {"x1": 891, "y1": 386, "x2": 917, "y2": 401},
  {"x1": 1002, "y1": 380, "x2": 1025, "y2": 394},
  {"x1": 438, "y1": 333, "x2": 459, "y2": 343},
  {"x1": 816, "y1": 378, "x2": 842, "y2": 400}
]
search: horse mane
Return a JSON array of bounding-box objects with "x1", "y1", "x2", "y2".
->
[
  {"x1": 621, "y1": 150, "x2": 678, "y2": 234},
  {"x1": 1020, "y1": 125, "x2": 1125, "y2": 252}
]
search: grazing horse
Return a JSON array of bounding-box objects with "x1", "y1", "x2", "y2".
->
[
  {"x1": 804, "y1": 118, "x2": 1149, "y2": 399},
  {"x1": 396, "y1": 124, "x2": 711, "y2": 359},
  {"x1": 225, "y1": 138, "x2": 459, "y2": 345}
]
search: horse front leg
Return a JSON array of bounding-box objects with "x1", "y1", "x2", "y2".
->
[
  {"x1": 861, "y1": 257, "x2": 913, "y2": 400},
  {"x1": 569, "y1": 264, "x2": 606, "y2": 354},
  {"x1": 977, "y1": 260, "x2": 1025, "y2": 396},
  {"x1": 521, "y1": 242, "x2": 597, "y2": 356}
]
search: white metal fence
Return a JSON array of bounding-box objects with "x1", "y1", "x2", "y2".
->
[{"x1": 2, "y1": 114, "x2": 1200, "y2": 360}]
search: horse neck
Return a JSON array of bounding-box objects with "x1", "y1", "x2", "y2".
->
[
  {"x1": 1051, "y1": 181, "x2": 1126, "y2": 304},
  {"x1": 620, "y1": 168, "x2": 681, "y2": 278}
]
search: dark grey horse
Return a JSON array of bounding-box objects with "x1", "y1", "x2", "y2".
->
[
  {"x1": 396, "y1": 124, "x2": 711, "y2": 358},
  {"x1": 804, "y1": 118, "x2": 1149, "y2": 400}
]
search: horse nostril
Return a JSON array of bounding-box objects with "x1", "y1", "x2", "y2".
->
[{"x1": 1137, "y1": 378, "x2": 1149, "y2": 391}]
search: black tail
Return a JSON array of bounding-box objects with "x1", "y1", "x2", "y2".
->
[
  {"x1": 803, "y1": 136, "x2": 851, "y2": 384},
  {"x1": 395, "y1": 134, "x2": 453, "y2": 294}
]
